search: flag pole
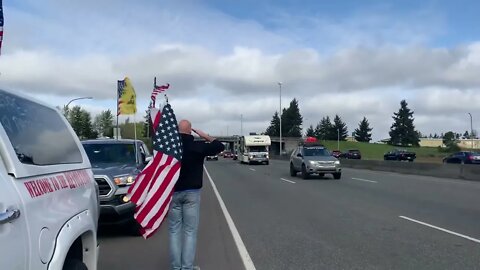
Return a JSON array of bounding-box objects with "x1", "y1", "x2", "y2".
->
[{"x1": 134, "y1": 114, "x2": 138, "y2": 164}]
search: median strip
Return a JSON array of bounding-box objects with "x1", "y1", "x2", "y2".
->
[
  {"x1": 351, "y1": 177, "x2": 378, "y2": 183},
  {"x1": 399, "y1": 216, "x2": 480, "y2": 244},
  {"x1": 280, "y1": 178, "x2": 296, "y2": 184}
]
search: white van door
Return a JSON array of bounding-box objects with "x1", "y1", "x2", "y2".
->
[{"x1": 0, "y1": 174, "x2": 28, "y2": 269}]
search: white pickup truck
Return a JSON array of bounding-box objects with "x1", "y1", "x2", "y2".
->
[{"x1": 0, "y1": 89, "x2": 99, "y2": 270}]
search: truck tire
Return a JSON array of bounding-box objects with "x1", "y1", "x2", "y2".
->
[
  {"x1": 290, "y1": 163, "x2": 296, "y2": 176},
  {"x1": 333, "y1": 173, "x2": 341, "y2": 180},
  {"x1": 63, "y1": 259, "x2": 87, "y2": 270},
  {"x1": 127, "y1": 220, "x2": 142, "y2": 236}
]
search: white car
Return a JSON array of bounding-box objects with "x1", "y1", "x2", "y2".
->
[{"x1": 0, "y1": 89, "x2": 99, "y2": 270}]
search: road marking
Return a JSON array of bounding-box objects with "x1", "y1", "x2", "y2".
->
[
  {"x1": 399, "y1": 216, "x2": 480, "y2": 244},
  {"x1": 249, "y1": 168, "x2": 256, "y2": 171},
  {"x1": 351, "y1": 177, "x2": 378, "y2": 183},
  {"x1": 280, "y1": 178, "x2": 296, "y2": 184},
  {"x1": 204, "y1": 166, "x2": 257, "y2": 270}
]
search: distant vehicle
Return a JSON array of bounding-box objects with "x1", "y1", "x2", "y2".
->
[
  {"x1": 82, "y1": 139, "x2": 152, "y2": 235},
  {"x1": 343, "y1": 149, "x2": 362, "y2": 159},
  {"x1": 206, "y1": 155, "x2": 219, "y2": 161},
  {"x1": 442, "y1": 151, "x2": 480, "y2": 164},
  {"x1": 331, "y1": 150, "x2": 342, "y2": 158},
  {"x1": 290, "y1": 140, "x2": 341, "y2": 179},
  {"x1": 238, "y1": 135, "x2": 271, "y2": 165},
  {"x1": 384, "y1": 149, "x2": 416, "y2": 162},
  {"x1": 223, "y1": 151, "x2": 233, "y2": 158},
  {"x1": 0, "y1": 89, "x2": 99, "y2": 270}
]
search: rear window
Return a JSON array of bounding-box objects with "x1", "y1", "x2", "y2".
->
[
  {"x1": 304, "y1": 147, "x2": 330, "y2": 156},
  {"x1": 0, "y1": 90, "x2": 83, "y2": 165},
  {"x1": 83, "y1": 143, "x2": 136, "y2": 165}
]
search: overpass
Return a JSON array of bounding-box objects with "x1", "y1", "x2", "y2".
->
[{"x1": 196, "y1": 135, "x2": 303, "y2": 155}]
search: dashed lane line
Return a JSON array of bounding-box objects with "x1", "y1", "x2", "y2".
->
[
  {"x1": 351, "y1": 177, "x2": 378, "y2": 183},
  {"x1": 280, "y1": 178, "x2": 296, "y2": 184}
]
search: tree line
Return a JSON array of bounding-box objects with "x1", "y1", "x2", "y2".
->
[{"x1": 265, "y1": 99, "x2": 425, "y2": 147}]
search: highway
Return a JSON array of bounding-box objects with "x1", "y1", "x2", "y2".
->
[{"x1": 99, "y1": 158, "x2": 480, "y2": 270}]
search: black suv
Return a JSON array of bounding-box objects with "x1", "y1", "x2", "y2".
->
[
  {"x1": 82, "y1": 139, "x2": 151, "y2": 234},
  {"x1": 443, "y1": 151, "x2": 480, "y2": 164},
  {"x1": 343, "y1": 149, "x2": 362, "y2": 159}
]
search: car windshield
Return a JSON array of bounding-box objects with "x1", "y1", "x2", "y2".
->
[
  {"x1": 83, "y1": 143, "x2": 136, "y2": 165},
  {"x1": 249, "y1": 146, "x2": 267, "y2": 152},
  {"x1": 304, "y1": 147, "x2": 330, "y2": 156}
]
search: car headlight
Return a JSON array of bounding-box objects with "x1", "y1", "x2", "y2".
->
[
  {"x1": 334, "y1": 160, "x2": 340, "y2": 165},
  {"x1": 308, "y1": 160, "x2": 316, "y2": 165},
  {"x1": 113, "y1": 175, "x2": 136, "y2": 186}
]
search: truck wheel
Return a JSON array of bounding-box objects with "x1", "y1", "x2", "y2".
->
[
  {"x1": 333, "y1": 173, "x2": 341, "y2": 180},
  {"x1": 319, "y1": 173, "x2": 325, "y2": 178},
  {"x1": 301, "y1": 165, "x2": 309, "y2": 179},
  {"x1": 290, "y1": 163, "x2": 296, "y2": 176},
  {"x1": 63, "y1": 259, "x2": 87, "y2": 270}
]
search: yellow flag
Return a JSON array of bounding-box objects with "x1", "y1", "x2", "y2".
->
[{"x1": 118, "y1": 77, "x2": 137, "y2": 115}]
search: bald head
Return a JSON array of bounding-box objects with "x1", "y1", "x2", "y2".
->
[{"x1": 178, "y1": 119, "x2": 192, "y2": 134}]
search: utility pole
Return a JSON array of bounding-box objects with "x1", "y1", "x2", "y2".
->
[
  {"x1": 278, "y1": 82, "x2": 282, "y2": 156},
  {"x1": 468, "y1": 112, "x2": 473, "y2": 150},
  {"x1": 337, "y1": 128, "x2": 340, "y2": 150}
]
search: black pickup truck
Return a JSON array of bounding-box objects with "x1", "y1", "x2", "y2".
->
[{"x1": 384, "y1": 149, "x2": 416, "y2": 162}]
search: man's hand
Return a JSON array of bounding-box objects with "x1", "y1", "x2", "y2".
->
[{"x1": 192, "y1": 128, "x2": 215, "y2": 142}]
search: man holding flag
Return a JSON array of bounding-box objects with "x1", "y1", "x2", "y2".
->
[{"x1": 168, "y1": 120, "x2": 224, "y2": 270}]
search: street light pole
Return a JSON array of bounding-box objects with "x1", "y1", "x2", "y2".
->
[
  {"x1": 66, "y1": 96, "x2": 93, "y2": 108},
  {"x1": 468, "y1": 112, "x2": 473, "y2": 150},
  {"x1": 240, "y1": 114, "x2": 243, "y2": 136},
  {"x1": 337, "y1": 128, "x2": 340, "y2": 150},
  {"x1": 278, "y1": 82, "x2": 282, "y2": 156}
]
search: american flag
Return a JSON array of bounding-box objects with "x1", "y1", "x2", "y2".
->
[
  {"x1": 117, "y1": 79, "x2": 126, "y2": 116},
  {"x1": 128, "y1": 103, "x2": 182, "y2": 239},
  {"x1": 151, "y1": 83, "x2": 169, "y2": 108},
  {"x1": 0, "y1": 0, "x2": 4, "y2": 55}
]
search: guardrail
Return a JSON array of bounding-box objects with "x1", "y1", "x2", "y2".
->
[{"x1": 271, "y1": 155, "x2": 480, "y2": 181}]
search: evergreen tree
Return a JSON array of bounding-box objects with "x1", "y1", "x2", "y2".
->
[
  {"x1": 93, "y1": 110, "x2": 114, "y2": 138},
  {"x1": 316, "y1": 116, "x2": 332, "y2": 140},
  {"x1": 68, "y1": 106, "x2": 97, "y2": 139},
  {"x1": 388, "y1": 100, "x2": 420, "y2": 147},
  {"x1": 463, "y1": 131, "x2": 469, "y2": 138},
  {"x1": 142, "y1": 107, "x2": 152, "y2": 138},
  {"x1": 265, "y1": 111, "x2": 280, "y2": 136},
  {"x1": 354, "y1": 117, "x2": 373, "y2": 142},
  {"x1": 332, "y1": 114, "x2": 348, "y2": 141},
  {"x1": 281, "y1": 98, "x2": 303, "y2": 137},
  {"x1": 305, "y1": 125, "x2": 315, "y2": 137}
]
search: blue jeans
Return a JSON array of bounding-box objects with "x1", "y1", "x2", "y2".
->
[{"x1": 168, "y1": 189, "x2": 201, "y2": 270}]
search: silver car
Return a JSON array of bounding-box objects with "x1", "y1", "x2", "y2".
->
[{"x1": 290, "y1": 144, "x2": 342, "y2": 179}]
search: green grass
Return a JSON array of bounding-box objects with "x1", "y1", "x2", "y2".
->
[{"x1": 318, "y1": 140, "x2": 458, "y2": 163}]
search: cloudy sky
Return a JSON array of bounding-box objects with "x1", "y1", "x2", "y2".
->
[{"x1": 1, "y1": 0, "x2": 479, "y2": 141}]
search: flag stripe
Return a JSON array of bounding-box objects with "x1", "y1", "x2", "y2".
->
[
  {"x1": 135, "y1": 156, "x2": 178, "y2": 223},
  {"x1": 129, "y1": 153, "x2": 169, "y2": 204},
  {"x1": 136, "y1": 161, "x2": 180, "y2": 229}
]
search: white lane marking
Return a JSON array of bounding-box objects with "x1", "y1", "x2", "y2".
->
[
  {"x1": 204, "y1": 166, "x2": 257, "y2": 270},
  {"x1": 249, "y1": 168, "x2": 256, "y2": 171},
  {"x1": 351, "y1": 177, "x2": 378, "y2": 183},
  {"x1": 399, "y1": 216, "x2": 480, "y2": 244},
  {"x1": 280, "y1": 178, "x2": 296, "y2": 184}
]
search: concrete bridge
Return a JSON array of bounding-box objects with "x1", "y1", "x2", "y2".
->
[{"x1": 197, "y1": 135, "x2": 303, "y2": 155}]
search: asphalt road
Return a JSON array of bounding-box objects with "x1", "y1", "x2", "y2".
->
[{"x1": 99, "y1": 158, "x2": 480, "y2": 270}]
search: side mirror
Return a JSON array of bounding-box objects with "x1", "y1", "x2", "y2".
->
[{"x1": 144, "y1": 156, "x2": 153, "y2": 164}]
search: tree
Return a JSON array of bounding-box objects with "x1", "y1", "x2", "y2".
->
[
  {"x1": 332, "y1": 114, "x2": 348, "y2": 141},
  {"x1": 67, "y1": 106, "x2": 97, "y2": 139},
  {"x1": 443, "y1": 131, "x2": 460, "y2": 152},
  {"x1": 316, "y1": 116, "x2": 332, "y2": 140},
  {"x1": 388, "y1": 100, "x2": 420, "y2": 147},
  {"x1": 142, "y1": 107, "x2": 152, "y2": 138},
  {"x1": 463, "y1": 131, "x2": 470, "y2": 138},
  {"x1": 93, "y1": 110, "x2": 114, "y2": 138},
  {"x1": 120, "y1": 121, "x2": 145, "y2": 139},
  {"x1": 265, "y1": 111, "x2": 280, "y2": 136},
  {"x1": 305, "y1": 125, "x2": 315, "y2": 137},
  {"x1": 354, "y1": 117, "x2": 373, "y2": 142},
  {"x1": 281, "y1": 98, "x2": 303, "y2": 137}
]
